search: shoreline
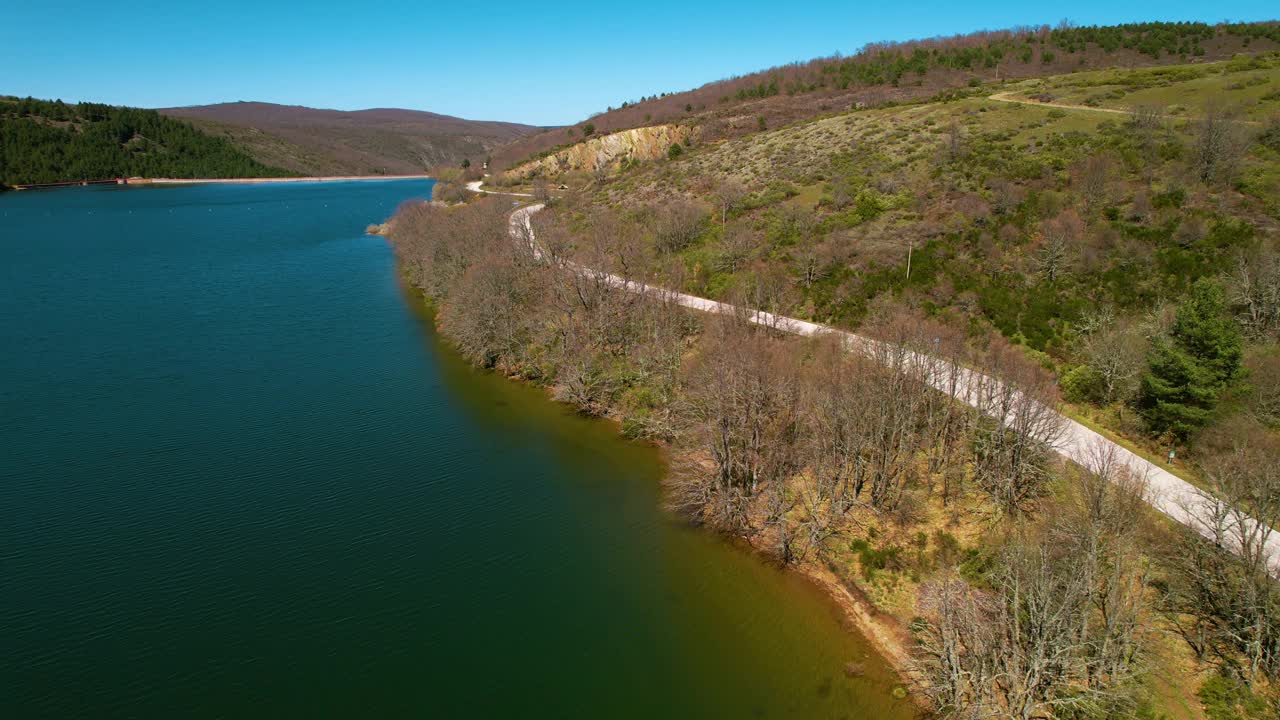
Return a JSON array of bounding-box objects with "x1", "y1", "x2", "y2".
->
[
  {"x1": 135, "y1": 174, "x2": 432, "y2": 186},
  {"x1": 8, "y1": 174, "x2": 433, "y2": 192},
  {"x1": 386, "y1": 229, "x2": 921, "y2": 704}
]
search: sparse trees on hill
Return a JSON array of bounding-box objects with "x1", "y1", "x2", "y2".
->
[
  {"x1": 915, "y1": 444, "x2": 1150, "y2": 718},
  {"x1": 1161, "y1": 434, "x2": 1280, "y2": 685}
]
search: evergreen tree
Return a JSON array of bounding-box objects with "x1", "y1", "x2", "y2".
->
[{"x1": 1138, "y1": 279, "x2": 1243, "y2": 439}]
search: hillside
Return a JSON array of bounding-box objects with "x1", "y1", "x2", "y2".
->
[
  {"x1": 161, "y1": 102, "x2": 542, "y2": 176},
  {"x1": 0, "y1": 97, "x2": 292, "y2": 187},
  {"x1": 401, "y1": 26, "x2": 1280, "y2": 720},
  {"x1": 491, "y1": 21, "x2": 1280, "y2": 173}
]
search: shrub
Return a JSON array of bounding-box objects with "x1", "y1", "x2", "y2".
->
[
  {"x1": 1153, "y1": 186, "x2": 1186, "y2": 209},
  {"x1": 1198, "y1": 672, "x2": 1272, "y2": 720},
  {"x1": 1061, "y1": 364, "x2": 1105, "y2": 404}
]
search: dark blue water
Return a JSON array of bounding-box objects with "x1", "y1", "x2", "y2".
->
[{"x1": 0, "y1": 181, "x2": 909, "y2": 718}]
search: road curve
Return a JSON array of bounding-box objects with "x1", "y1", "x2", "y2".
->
[
  {"x1": 470, "y1": 182, "x2": 1280, "y2": 573},
  {"x1": 988, "y1": 91, "x2": 1135, "y2": 116},
  {"x1": 987, "y1": 92, "x2": 1263, "y2": 127}
]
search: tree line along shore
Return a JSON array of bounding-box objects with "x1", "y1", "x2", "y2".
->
[{"x1": 388, "y1": 46, "x2": 1280, "y2": 719}]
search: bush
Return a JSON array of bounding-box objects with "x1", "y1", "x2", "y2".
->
[
  {"x1": 1153, "y1": 186, "x2": 1186, "y2": 209},
  {"x1": 1061, "y1": 364, "x2": 1105, "y2": 404},
  {"x1": 848, "y1": 538, "x2": 903, "y2": 581},
  {"x1": 1198, "y1": 672, "x2": 1273, "y2": 720},
  {"x1": 667, "y1": 143, "x2": 684, "y2": 159}
]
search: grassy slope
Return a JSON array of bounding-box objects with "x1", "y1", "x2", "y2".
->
[
  {"x1": 171, "y1": 117, "x2": 356, "y2": 177},
  {"x1": 525, "y1": 54, "x2": 1280, "y2": 716},
  {"x1": 491, "y1": 22, "x2": 1280, "y2": 173}
]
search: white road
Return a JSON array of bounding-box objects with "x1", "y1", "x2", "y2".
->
[{"x1": 468, "y1": 182, "x2": 1279, "y2": 572}]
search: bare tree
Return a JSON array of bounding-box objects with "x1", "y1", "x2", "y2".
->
[
  {"x1": 674, "y1": 322, "x2": 801, "y2": 531},
  {"x1": 650, "y1": 200, "x2": 709, "y2": 254},
  {"x1": 791, "y1": 235, "x2": 834, "y2": 289},
  {"x1": 712, "y1": 178, "x2": 748, "y2": 227},
  {"x1": 1056, "y1": 442, "x2": 1151, "y2": 694},
  {"x1": 1244, "y1": 349, "x2": 1280, "y2": 428},
  {"x1": 1034, "y1": 208, "x2": 1084, "y2": 283},
  {"x1": 1073, "y1": 153, "x2": 1113, "y2": 212},
  {"x1": 711, "y1": 221, "x2": 758, "y2": 274},
  {"x1": 1195, "y1": 102, "x2": 1253, "y2": 186},
  {"x1": 1229, "y1": 248, "x2": 1280, "y2": 340},
  {"x1": 1078, "y1": 316, "x2": 1147, "y2": 405},
  {"x1": 970, "y1": 344, "x2": 1066, "y2": 516},
  {"x1": 944, "y1": 121, "x2": 965, "y2": 161},
  {"x1": 1162, "y1": 435, "x2": 1280, "y2": 684},
  {"x1": 914, "y1": 539, "x2": 1140, "y2": 720}
]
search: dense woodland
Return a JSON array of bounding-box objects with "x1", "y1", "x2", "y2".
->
[
  {"x1": 395, "y1": 25, "x2": 1280, "y2": 720},
  {"x1": 0, "y1": 96, "x2": 291, "y2": 187}
]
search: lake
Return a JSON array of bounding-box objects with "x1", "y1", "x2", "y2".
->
[{"x1": 0, "y1": 180, "x2": 912, "y2": 718}]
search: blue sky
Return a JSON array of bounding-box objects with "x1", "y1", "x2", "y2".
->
[{"x1": 2, "y1": 1, "x2": 1275, "y2": 126}]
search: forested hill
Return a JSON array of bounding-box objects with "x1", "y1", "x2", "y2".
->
[
  {"x1": 0, "y1": 97, "x2": 293, "y2": 187},
  {"x1": 491, "y1": 20, "x2": 1280, "y2": 171}
]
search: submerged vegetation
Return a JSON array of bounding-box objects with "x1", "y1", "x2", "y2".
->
[
  {"x1": 396, "y1": 32, "x2": 1280, "y2": 719},
  {"x1": 0, "y1": 96, "x2": 292, "y2": 187}
]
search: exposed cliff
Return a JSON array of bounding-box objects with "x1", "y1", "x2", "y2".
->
[{"x1": 508, "y1": 124, "x2": 693, "y2": 179}]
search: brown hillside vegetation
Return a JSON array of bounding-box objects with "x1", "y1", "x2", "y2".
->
[
  {"x1": 491, "y1": 21, "x2": 1280, "y2": 173},
  {"x1": 161, "y1": 101, "x2": 542, "y2": 176},
  {"x1": 404, "y1": 24, "x2": 1280, "y2": 718}
]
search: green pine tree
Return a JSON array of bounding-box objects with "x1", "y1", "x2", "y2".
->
[{"x1": 1138, "y1": 279, "x2": 1243, "y2": 440}]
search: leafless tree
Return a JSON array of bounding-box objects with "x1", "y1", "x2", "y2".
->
[
  {"x1": 1195, "y1": 102, "x2": 1253, "y2": 186},
  {"x1": 791, "y1": 235, "x2": 834, "y2": 289},
  {"x1": 1056, "y1": 442, "x2": 1151, "y2": 693},
  {"x1": 1078, "y1": 316, "x2": 1147, "y2": 405},
  {"x1": 1131, "y1": 103, "x2": 1165, "y2": 129},
  {"x1": 915, "y1": 538, "x2": 1140, "y2": 720},
  {"x1": 1034, "y1": 209, "x2": 1084, "y2": 283},
  {"x1": 445, "y1": 239, "x2": 547, "y2": 369},
  {"x1": 711, "y1": 221, "x2": 758, "y2": 274},
  {"x1": 1244, "y1": 350, "x2": 1280, "y2": 428},
  {"x1": 1073, "y1": 153, "x2": 1113, "y2": 212},
  {"x1": 712, "y1": 178, "x2": 748, "y2": 227},
  {"x1": 1162, "y1": 435, "x2": 1280, "y2": 684},
  {"x1": 674, "y1": 322, "x2": 801, "y2": 531},
  {"x1": 650, "y1": 200, "x2": 709, "y2": 254},
  {"x1": 1229, "y1": 248, "x2": 1280, "y2": 340},
  {"x1": 944, "y1": 121, "x2": 965, "y2": 161},
  {"x1": 970, "y1": 344, "x2": 1066, "y2": 516}
]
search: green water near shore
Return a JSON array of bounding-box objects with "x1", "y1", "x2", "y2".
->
[{"x1": 0, "y1": 181, "x2": 912, "y2": 718}]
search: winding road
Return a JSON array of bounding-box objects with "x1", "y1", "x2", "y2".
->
[
  {"x1": 987, "y1": 91, "x2": 1264, "y2": 126},
  {"x1": 466, "y1": 180, "x2": 1280, "y2": 573},
  {"x1": 987, "y1": 91, "x2": 1135, "y2": 116}
]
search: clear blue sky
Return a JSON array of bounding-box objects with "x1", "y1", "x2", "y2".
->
[{"x1": 2, "y1": 1, "x2": 1274, "y2": 126}]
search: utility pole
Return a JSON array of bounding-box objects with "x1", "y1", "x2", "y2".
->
[{"x1": 905, "y1": 239, "x2": 913, "y2": 282}]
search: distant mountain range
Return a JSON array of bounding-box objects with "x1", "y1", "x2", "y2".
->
[{"x1": 160, "y1": 101, "x2": 544, "y2": 176}]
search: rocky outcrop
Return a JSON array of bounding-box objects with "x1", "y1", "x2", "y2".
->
[{"x1": 508, "y1": 124, "x2": 693, "y2": 178}]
